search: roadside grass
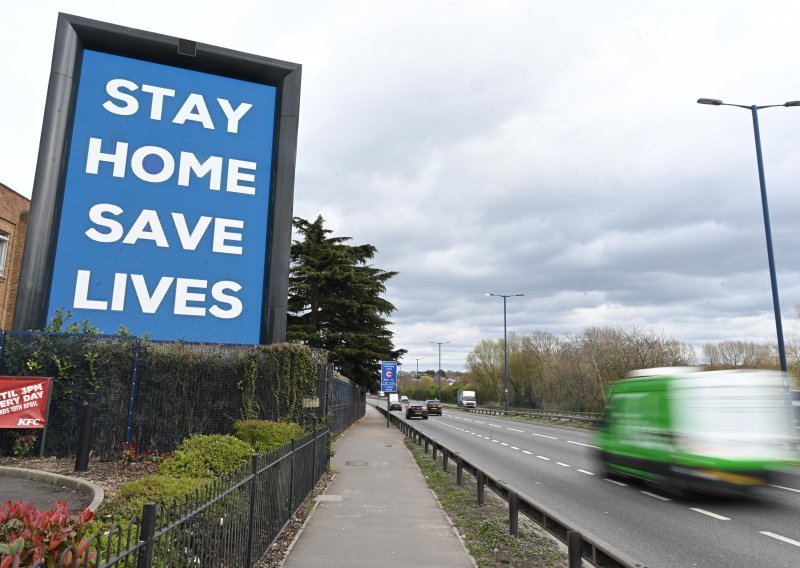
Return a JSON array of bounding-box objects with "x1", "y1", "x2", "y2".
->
[{"x1": 405, "y1": 438, "x2": 567, "y2": 568}]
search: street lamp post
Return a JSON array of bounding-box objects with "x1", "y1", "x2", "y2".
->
[
  {"x1": 486, "y1": 293, "x2": 524, "y2": 412},
  {"x1": 697, "y1": 98, "x2": 799, "y2": 377},
  {"x1": 415, "y1": 358, "x2": 420, "y2": 401},
  {"x1": 430, "y1": 341, "x2": 450, "y2": 401}
]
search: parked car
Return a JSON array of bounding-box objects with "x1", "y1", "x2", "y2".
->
[
  {"x1": 425, "y1": 400, "x2": 442, "y2": 415},
  {"x1": 406, "y1": 403, "x2": 428, "y2": 420}
]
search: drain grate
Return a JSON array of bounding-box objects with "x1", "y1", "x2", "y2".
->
[{"x1": 345, "y1": 460, "x2": 368, "y2": 466}]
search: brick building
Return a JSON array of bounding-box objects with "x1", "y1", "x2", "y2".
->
[{"x1": 0, "y1": 182, "x2": 30, "y2": 329}]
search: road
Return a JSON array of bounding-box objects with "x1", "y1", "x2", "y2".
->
[{"x1": 391, "y1": 404, "x2": 800, "y2": 568}]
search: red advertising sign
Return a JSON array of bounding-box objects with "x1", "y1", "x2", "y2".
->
[{"x1": 0, "y1": 377, "x2": 53, "y2": 429}]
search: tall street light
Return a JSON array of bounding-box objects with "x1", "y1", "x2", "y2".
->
[
  {"x1": 697, "y1": 98, "x2": 800, "y2": 377},
  {"x1": 429, "y1": 341, "x2": 450, "y2": 401},
  {"x1": 486, "y1": 293, "x2": 524, "y2": 412}
]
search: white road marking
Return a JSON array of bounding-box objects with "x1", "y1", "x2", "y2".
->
[
  {"x1": 760, "y1": 531, "x2": 800, "y2": 548},
  {"x1": 556, "y1": 462, "x2": 570, "y2": 467},
  {"x1": 690, "y1": 508, "x2": 730, "y2": 521},
  {"x1": 474, "y1": 420, "x2": 485, "y2": 424},
  {"x1": 769, "y1": 484, "x2": 800, "y2": 494},
  {"x1": 567, "y1": 440, "x2": 599, "y2": 449},
  {"x1": 500, "y1": 442, "x2": 509, "y2": 446},
  {"x1": 536, "y1": 455, "x2": 551, "y2": 461},
  {"x1": 489, "y1": 424, "x2": 502, "y2": 428},
  {"x1": 604, "y1": 479, "x2": 627, "y2": 486},
  {"x1": 532, "y1": 433, "x2": 557, "y2": 440},
  {"x1": 522, "y1": 450, "x2": 533, "y2": 455},
  {"x1": 640, "y1": 491, "x2": 671, "y2": 501},
  {"x1": 491, "y1": 440, "x2": 499, "y2": 443},
  {"x1": 507, "y1": 428, "x2": 524, "y2": 432},
  {"x1": 578, "y1": 469, "x2": 595, "y2": 476},
  {"x1": 510, "y1": 446, "x2": 520, "y2": 450}
]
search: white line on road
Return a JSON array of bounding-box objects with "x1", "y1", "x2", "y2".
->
[
  {"x1": 522, "y1": 450, "x2": 533, "y2": 455},
  {"x1": 604, "y1": 479, "x2": 627, "y2": 486},
  {"x1": 507, "y1": 428, "x2": 524, "y2": 432},
  {"x1": 500, "y1": 442, "x2": 509, "y2": 446},
  {"x1": 491, "y1": 440, "x2": 499, "y2": 443},
  {"x1": 567, "y1": 440, "x2": 599, "y2": 449},
  {"x1": 531, "y1": 433, "x2": 557, "y2": 439},
  {"x1": 690, "y1": 508, "x2": 730, "y2": 521},
  {"x1": 474, "y1": 420, "x2": 485, "y2": 424},
  {"x1": 768, "y1": 484, "x2": 800, "y2": 494},
  {"x1": 556, "y1": 462, "x2": 571, "y2": 467},
  {"x1": 760, "y1": 531, "x2": 800, "y2": 548},
  {"x1": 578, "y1": 469, "x2": 595, "y2": 476},
  {"x1": 489, "y1": 424, "x2": 502, "y2": 428},
  {"x1": 510, "y1": 446, "x2": 520, "y2": 450},
  {"x1": 536, "y1": 455, "x2": 551, "y2": 461},
  {"x1": 640, "y1": 491, "x2": 671, "y2": 501}
]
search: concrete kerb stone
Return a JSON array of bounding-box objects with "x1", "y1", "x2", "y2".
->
[{"x1": 0, "y1": 466, "x2": 105, "y2": 512}]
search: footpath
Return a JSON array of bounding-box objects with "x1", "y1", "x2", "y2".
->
[{"x1": 282, "y1": 404, "x2": 475, "y2": 568}]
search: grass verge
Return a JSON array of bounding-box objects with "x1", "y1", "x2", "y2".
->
[{"x1": 404, "y1": 437, "x2": 567, "y2": 568}]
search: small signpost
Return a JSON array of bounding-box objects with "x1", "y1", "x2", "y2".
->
[
  {"x1": 0, "y1": 376, "x2": 54, "y2": 457},
  {"x1": 381, "y1": 361, "x2": 397, "y2": 428}
]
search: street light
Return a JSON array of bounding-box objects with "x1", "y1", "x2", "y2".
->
[
  {"x1": 415, "y1": 358, "x2": 420, "y2": 401},
  {"x1": 697, "y1": 98, "x2": 800, "y2": 376},
  {"x1": 429, "y1": 341, "x2": 450, "y2": 401},
  {"x1": 486, "y1": 293, "x2": 524, "y2": 412}
]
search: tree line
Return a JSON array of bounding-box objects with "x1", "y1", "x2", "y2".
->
[{"x1": 465, "y1": 326, "x2": 800, "y2": 413}]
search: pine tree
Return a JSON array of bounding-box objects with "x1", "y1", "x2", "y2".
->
[{"x1": 287, "y1": 215, "x2": 405, "y2": 389}]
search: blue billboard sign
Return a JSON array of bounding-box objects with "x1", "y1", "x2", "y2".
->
[
  {"x1": 381, "y1": 361, "x2": 398, "y2": 393},
  {"x1": 46, "y1": 49, "x2": 277, "y2": 343}
]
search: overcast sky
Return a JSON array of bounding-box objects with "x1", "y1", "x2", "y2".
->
[{"x1": 3, "y1": 1, "x2": 800, "y2": 371}]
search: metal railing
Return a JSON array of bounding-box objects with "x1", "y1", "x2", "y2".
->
[
  {"x1": 30, "y1": 427, "x2": 330, "y2": 568},
  {"x1": 378, "y1": 406, "x2": 640, "y2": 568},
  {"x1": 462, "y1": 405, "x2": 603, "y2": 425}
]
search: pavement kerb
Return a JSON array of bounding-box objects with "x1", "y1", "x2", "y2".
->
[{"x1": 0, "y1": 465, "x2": 104, "y2": 512}]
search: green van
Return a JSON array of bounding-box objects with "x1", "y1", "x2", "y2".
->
[{"x1": 596, "y1": 367, "x2": 798, "y2": 494}]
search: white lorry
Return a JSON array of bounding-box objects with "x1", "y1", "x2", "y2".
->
[{"x1": 456, "y1": 390, "x2": 476, "y2": 408}]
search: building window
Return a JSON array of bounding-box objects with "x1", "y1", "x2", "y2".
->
[{"x1": 0, "y1": 233, "x2": 8, "y2": 277}]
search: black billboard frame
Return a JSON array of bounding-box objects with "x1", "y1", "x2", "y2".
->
[{"x1": 14, "y1": 12, "x2": 301, "y2": 345}]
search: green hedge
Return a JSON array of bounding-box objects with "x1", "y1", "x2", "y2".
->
[
  {"x1": 234, "y1": 420, "x2": 306, "y2": 454},
  {"x1": 157, "y1": 434, "x2": 255, "y2": 479}
]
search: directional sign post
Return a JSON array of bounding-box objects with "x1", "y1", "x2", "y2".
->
[{"x1": 381, "y1": 361, "x2": 397, "y2": 428}]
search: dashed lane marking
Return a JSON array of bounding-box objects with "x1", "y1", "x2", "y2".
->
[
  {"x1": 768, "y1": 484, "x2": 800, "y2": 494},
  {"x1": 532, "y1": 433, "x2": 557, "y2": 440},
  {"x1": 760, "y1": 532, "x2": 800, "y2": 548},
  {"x1": 641, "y1": 491, "x2": 671, "y2": 501},
  {"x1": 690, "y1": 508, "x2": 729, "y2": 521},
  {"x1": 537, "y1": 455, "x2": 551, "y2": 461},
  {"x1": 567, "y1": 440, "x2": 599, "y2": 449},
  {"x1": 578, "y1": 469, "x2": 595, "y2": 476},
  {"x1": 604, "y1": 479, "x2": 627, "y2": 486},
  {"x1": 556, "y1": 462, "x2": 570, "y2": 467}
]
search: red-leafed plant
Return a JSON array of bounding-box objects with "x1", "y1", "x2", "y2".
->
[
  {"x1": 0, "y1": 500, "x2": 95, "y2": 567},
  {"x1": 118, "y1": 442, "x2": 163, "y2": 465}
]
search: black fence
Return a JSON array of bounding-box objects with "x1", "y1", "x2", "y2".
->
[
  {"x1": 380, "y1": 406, "x2": 640, "y2": 568},
  {"x1": 0, "y1": 331, "x2": 364, "y2": 459},
  {"x1": 33, "y1": 427, "x2": 330, "y2": 568}
]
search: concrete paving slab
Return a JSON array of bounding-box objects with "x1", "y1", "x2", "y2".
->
[{"x1": 282, "y1": 405, "x2": 475, "y2": 568}]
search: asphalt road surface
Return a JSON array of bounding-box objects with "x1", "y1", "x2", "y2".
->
[{"x1": 392, "y1": 405, "x2": 800, "y2": 568}]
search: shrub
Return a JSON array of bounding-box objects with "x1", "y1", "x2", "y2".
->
[
  {"x1": 0, "y1": 500, "x2": 95, "y2": 567},
  {"x1": 234, "y1": 420, "x2": 306, "y2": 454},
  {"x1": 157, "y1": 434, "x2": 253, "y2": 479},
  {"x1": 101, "y1": 475, "x2": 209, "y2": 523}
]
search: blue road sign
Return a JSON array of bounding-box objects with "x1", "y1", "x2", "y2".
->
[{"x1": 381, "y1": 361, "x2": 397, "y2": 393}]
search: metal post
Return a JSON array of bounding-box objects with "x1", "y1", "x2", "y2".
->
[
  {"x1": 288, "y1": 439, "x2": 295, "y2": 513},
  {"x1": 432, "y1": 442, "x2": 438, "y2": 461},
  {"x1": 125, "y1": 339, "x2": 141, "y2": 444},
  {"x1": 568, "y1": 531, "x2": 583, "y2": 568},
  {"x1": 457, "y1": 456, "x2": 464, "y2": 485},
  {"x1": 750, "y1": 105, "x2": 788, "y2": 374},
  {"x1": 244, "y1": 455, "x2": 258, "y2": 568},
  {"x1": 477, "y1": 471, "x2": 485, "y2": 505},
  {"x1": 442, "y1": 448, "x2": 449, "y2": 473},
  {"x1": 74, "y1": 393, "x2": 97, "y2": 472},
  {"x1": 509, "y1": 491, "x2": 519, "y2": 536},
  {"x1": 503, "y1": 295, "x2": 508, "y2": 412},
  {"x1": 137, "y1": 503, "x2": 156, "y2": 568}
]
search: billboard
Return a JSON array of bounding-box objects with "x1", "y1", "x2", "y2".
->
[
  {"x1": 15, "y1": 14, "x2": 301, "y2": 344},
  {"x1": 0, "y1": 377, "x2": 52, "y2": 429}
]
